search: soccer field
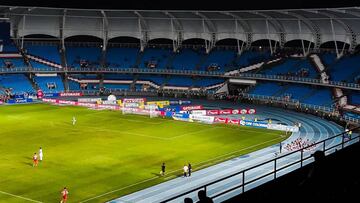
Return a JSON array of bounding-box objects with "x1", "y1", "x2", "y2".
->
[{"x1": 0, "y1": 103, "x2": 288, "y2": 203}]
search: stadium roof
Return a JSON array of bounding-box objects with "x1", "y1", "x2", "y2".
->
[{"x1": 1, "y1": 5, "x2": 360, "y2": 51}]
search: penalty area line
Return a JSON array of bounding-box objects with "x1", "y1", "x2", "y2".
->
[{"x1": 0, "y1": 190, "x2": 43, "y2": 203}]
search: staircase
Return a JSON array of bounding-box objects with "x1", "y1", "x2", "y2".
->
[
  {"x1": 25, "y1": 74, "x2": 39, "y2": 91},
  {"x1": 62, "y1": 73, "x2": 69, "y2": 91},
  {"x1": 130, "y1": 75, "x2": 138, "y2": 91},
  {"x1": 255, "y1": 58, "x2": 284, "y2": 74},
  {"x1": 161, "y1": 76, "x2": 171, "y2": 89},
  {"x1": 26, "y1": 54, "x2": 62, "y2": 69},
  {"x1": 309, "y1": 54, "x2": 329, "y2": 84},
  {"x1": 100, "y1": 50, "x2": 107, "y2": 68},
  {"x1": 98, "y1": 74, "x2": 104, "y2": 89},
  {"x1": 60, "y1": 48, "x2": 67, "y2": 69}
]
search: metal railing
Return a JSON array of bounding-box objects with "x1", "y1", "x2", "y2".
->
[
  {"x1": 1, "y1": 67, "x2": 360, "y2": 90},
  {"x1": 160, "y1": 127, "x2": 360, "y2": 203},
  {"x1": 239, "y1": 93, "x2": 336, "y2": 112}
]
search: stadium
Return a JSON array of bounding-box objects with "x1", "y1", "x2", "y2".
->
[{"x1": 0, "y1": 1, "x2": 360, "y2": 202}]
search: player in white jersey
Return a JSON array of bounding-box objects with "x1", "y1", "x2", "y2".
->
[
  {"x1": 72, "y1": 116, "x2": 76, "y2": 125},
  {"x1": 39, "y1": 147, "x2": 43, "y2": 161}
]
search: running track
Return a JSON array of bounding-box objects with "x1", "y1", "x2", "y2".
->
[{"x1": 109, "y1": 101, "x2": 357, "y2": 203}]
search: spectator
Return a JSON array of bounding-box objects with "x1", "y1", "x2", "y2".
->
[
  {"x1": 184, "y1": 197, "x2": 193, "y2": 203},
  {"x1": 160, "y1": 163, "x2": 165, "y2": 176},
  {"x1": 183, "y1": 164, "x2": 188, "y2": 177},
  {"x1": 188, "y1": 163, "x2": 192, "y2": 177},
  {"x1": 196, "y1": 190, "x2": 213, "y2": 203}
]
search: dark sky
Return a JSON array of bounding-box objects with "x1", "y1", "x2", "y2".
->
[{"x1": 1, "y1": 0, "x2": 359, "y2": 10}]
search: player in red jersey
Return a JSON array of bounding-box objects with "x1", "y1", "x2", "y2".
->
[
  {"x1": 33, "y1": 153, "x2": 38, "y2": 167},
  {"x1": 60, "y1": 187, "x2": 69, "y2": 203}
]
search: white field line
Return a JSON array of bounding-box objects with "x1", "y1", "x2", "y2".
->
[
  {"x1": 74, "y1": 122, "x2": 281, "y2": 141},
  {"x1": 79, "y1": 136, "x2": 284, "y2": 202},
  {"x1": 0, "y1": 190, "x2": 43, "y2": 203}
]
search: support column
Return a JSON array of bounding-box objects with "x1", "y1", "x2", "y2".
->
[
  {"x1": 266, "y1": 20, "x2": 273, "y2": 55},
  {"x1": 21, "y1": 15, "x2": 26, "y2": 50},
  {"x1": 298, "y1": 20, "x2": 306, "y2": 56},
  {"x1": 330, "y1": 19, "x2": 340, "y2": 58}
]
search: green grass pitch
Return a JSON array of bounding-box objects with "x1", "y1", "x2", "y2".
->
[{"x1": 0, "y1": 103, "x2": 289, "y2": 202}]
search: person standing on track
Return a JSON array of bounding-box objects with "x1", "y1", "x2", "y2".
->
[
  {"x1": 183, "y1": 164, "x2": 188, "y2": 177},
  {"x1": 188, "y1": 163, "x2": 192, "y2": 177},
  {"x1": 160, "y1": 163, "x2": 165, "y2": 176}
]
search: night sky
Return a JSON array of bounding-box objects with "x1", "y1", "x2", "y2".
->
[{"x1": 0, "y1": 0, "x2": 359, "y2": 10}]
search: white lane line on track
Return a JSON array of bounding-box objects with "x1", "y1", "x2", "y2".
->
[{"x1": 0, "y1": 190, "x2": 43, "y2": 203}]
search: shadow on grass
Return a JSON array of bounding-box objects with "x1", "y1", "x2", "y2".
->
[
  {"x1": 151, "y1": 172, "x2": 162, "y2": 177},
  {"x1": 23, "y1": 156, "x2": 33, "y2": 166}
]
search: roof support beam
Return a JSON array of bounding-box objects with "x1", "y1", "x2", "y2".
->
[
  {"x1": 194, "y1": 12, "x2": 217, "y2": 53},
  {"x1": 285, "y1": 11, "x2": 321, "y2": 51},
  {"x1": 317, "y1": 10, "x2": 357, "y2": 54},
  {"x1": 60, "y1": 9, "x2": 67, "y2": 51},
  {"x1": 100, "y1": 10, "x2": 108, "y2": 51},
  {"x1": 298, "y1": 20, "x2": 306, "y2": 56},
  {"x1": 222, "y1": 12, "x2": 253, "y2": 53},
  {"x1": 21, "y1": 15, "x2": 25, "y2": 49},
  {"x1": 164, "y1": 12, "x2": 183, "y2": 52},
  {"x1": 253, "y1": 11, "x2": 286, "y2": 48},
  {"x1": 134, "y1": 11, "x2": 148, "y2": 52}
]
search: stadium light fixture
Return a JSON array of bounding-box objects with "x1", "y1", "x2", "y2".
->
[
  {"x1": 28, "y1": 7, "x2": 37, "y2": 12},
  {"x1": 9, "y1": 7, "x2": 18, "y2": 11}
]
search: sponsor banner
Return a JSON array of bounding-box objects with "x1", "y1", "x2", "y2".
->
[
  {"x1": 207, "y1": 108, "x2": 257, "y2": 115},
  {"x1": 181, "y1": 105, "x2": 203, "y2": 111},
  {"x1": 124, "y1": 102, "x2": 141, "y2": 108},
  {"x1": 172, "y1": 112, "x2": 190, "y2": 119},
  {"x1": 207, "y1": 110, "x2": 220, "y2": 115},
  {"x1": 123, "y1": 98, "x2": 146, "y2": 103},
  {"x1": 169, "y1": 100, "x2": 191, "y2": 105},
  {"x1": 146, "y1": 100, "x2": 170, "y2": 108},
  {"x1": 165, "y1": 111, "x2": 175, "y2": 117},
  {"x1": 78, "y1": 98, "x2": 102, "y2": 103},
  {"x1": 77, "y1": 102, "x2": 96, "y2": 108},
  {"x1": 42, "y1": 98, "x2": 127, "y2": 112},
  {"x1": 240, "y1": 109, "x2": 248, "y2": 114},
  {"x1": 189, "y1": 114, "x2": 215, "y2": 124},
  {"x1": 58, "y1": 100, "x2": 77, "y2": 105},
  {"x1": 239, "y1": 120, "x2": 268, "y2": 129},
  {"x1": 144, "y1": 104, "x2": 159, "y2": 110},
  {"x1": 214, "y1": 117, "x2": 228, "y2": 123},
  {"x1": 7, "y1": 98, "x2": 33, "y2": 104},
  {"x1": 161, "y1": 105, "x2": 181, "y2": 112},
  {"x1": 42, "y1": 98, "x2": 57, "y2": 103},
  {"x1": 227, "y1": 119, "x2": 240, "y2": 125},
  {"x1": 191, "y1": 110, "x2": 207, "y2": 116},
  {"x1": 60, "y1": 92, "x2": 83, "y2": 97},
  {"x1": 44, "y1": 93, "x2": 60, "y2": 98},
  {"x1": 14, "y1": 94, "x2": 26, "y2": 99},
  {"x1": 101, "y1": 100, "x2": 117, "y2": 105},
  {"x1": 172, "y1": 116, "x2": 192, "y2": 122},
  {"x1": 267, "y1": 124, "x2": 299, "y2": 132},
  {"x1": 219, "y1": 109, "x2": 232, "y2": 115}
]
